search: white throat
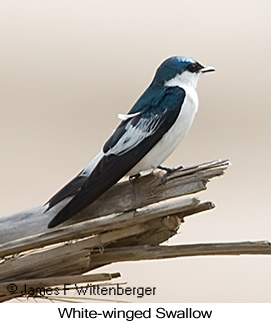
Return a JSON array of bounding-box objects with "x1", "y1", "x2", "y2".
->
[{"x1": 164, "y1": 71, "x2": 200, "y2": 89}]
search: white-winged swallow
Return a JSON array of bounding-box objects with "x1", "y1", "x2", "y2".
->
[{"x1": 46, "y1": 56, "x2": 215, "y2": 228}]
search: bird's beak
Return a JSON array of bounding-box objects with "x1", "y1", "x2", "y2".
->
[{"x1": 200, "y1": 66, "x2": 215, "y2": 73}]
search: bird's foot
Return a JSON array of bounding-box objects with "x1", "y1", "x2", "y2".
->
[
  {"x1": 158, "y1": 165, "x2": 183, "y2": 183},
  {"x1": 157, "y1": 165, "x2": 183, "y2": 174},
  {"x1": 129, "y1": 173, "x2": 141, "y2": 183}
]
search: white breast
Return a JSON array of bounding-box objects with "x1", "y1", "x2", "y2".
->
[{"x1": 128, "y1": 84, "x2": 198, "y2": 175}]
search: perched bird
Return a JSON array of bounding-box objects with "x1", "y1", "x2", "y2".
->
[{"x1": 46, "y1": 56, "x2": 214, "y2": 228}]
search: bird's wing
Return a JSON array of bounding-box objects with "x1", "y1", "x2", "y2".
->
[
  {"x1": 46, "y1": 171, "x2": 86, "y2": 208},
  {"x1": 47, "y1": 86, "x2": 185, "y2": 228},
  {"x1": 45, "y1": 152, "x2": 103, "y2": 210}
]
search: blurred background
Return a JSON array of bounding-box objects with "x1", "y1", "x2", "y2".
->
[{"x1": 0, "y1": 0, "x2": 271, "y2": 302}]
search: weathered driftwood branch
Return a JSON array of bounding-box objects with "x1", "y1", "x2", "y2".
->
[
  {"x1": 0, "y1": 197, "x2": 202, "y2": 258},
  {"x1": 2, "y1": 240, "x2": 271, "y2": 302},
  {"x1": 0, "y1": 159, "x2": 229, "y2": 243},
  {"x1": 88, "y1": 241, "x2": 271, "y2": 268},
  {"x1": 0, "y1": 159, "x2": 240, "y2": 303}
]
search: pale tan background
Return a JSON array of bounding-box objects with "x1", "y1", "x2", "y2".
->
[{"x1": 1, "y1": 0, "x2": 271, "y2": 302}]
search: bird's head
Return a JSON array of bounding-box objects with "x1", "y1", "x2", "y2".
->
[{"x1": 153, "y1": 56, "x2": 215, "y2": 89}]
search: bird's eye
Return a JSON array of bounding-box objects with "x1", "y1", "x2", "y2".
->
[{"x1": 188, "y1": 63, "x2": 203, "y2": 73}]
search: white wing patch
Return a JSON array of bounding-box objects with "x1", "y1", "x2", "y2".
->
[
  {"x1": 105, "y1": 113, "x2": 164, "y2": 156},
  {"x1": 81, "y1": 151, "x2": 104, "y2": 176},
  {"x1": 118, "y1": 112, "x2": 141, "y2": 120}
]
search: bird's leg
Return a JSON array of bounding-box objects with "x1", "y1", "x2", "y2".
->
[
  {"x1": 129, "y1": 172, "x2": 141, "y2": 183},
  {"x1": 158, "y1": 165, "x2": 184, "y2": 184},
  {"x1": 157, "y1": 165, "x2": 184, "y2": 174}
]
